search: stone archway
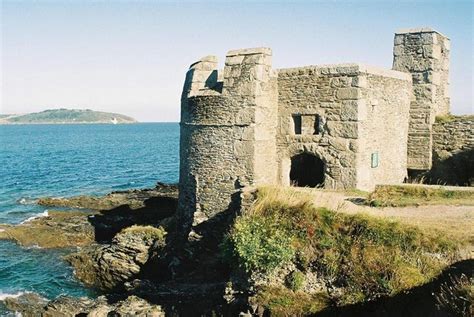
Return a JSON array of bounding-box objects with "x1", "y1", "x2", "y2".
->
[{"x1": 290, "y1": 153, "x2": 325, "y2": 187}]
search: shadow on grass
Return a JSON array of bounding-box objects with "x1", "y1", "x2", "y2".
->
[{"x1": 317, "y1": 259, "x2": 473, "y2": 317}]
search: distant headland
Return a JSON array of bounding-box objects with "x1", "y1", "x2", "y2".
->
[{"x1": 0, "y1": 109, "x2": 138, "y2": 124}]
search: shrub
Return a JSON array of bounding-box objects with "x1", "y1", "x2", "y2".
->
[
  {"x1": 435, "y1": 114, "x2": 456, "y2": 123},
  {"x1": 286, "y1": 270, "x2": 305, "y2": 292},
  {"x1": 221, "y1": 215, "x2": 295, "y2": 273},
  {"x1": 121, "y1": 225, "x2": 167, "y2": 242}
]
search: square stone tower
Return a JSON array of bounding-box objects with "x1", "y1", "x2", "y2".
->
[{"x1": 392, "y1": 28, "x2": 450, "y2": 170}]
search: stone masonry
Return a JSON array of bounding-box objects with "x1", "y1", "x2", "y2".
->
[
  {"x1": 178, "y1": 48, "x2": 278, "y2": 232},
  {"x1": 178, "y1": 27, "x2": 467, "y2": 233},
  {"x1": 393, "y1": 28, "x2": 451, "y2": 170},
  {"x1": 429, "y1": 116, "x2": 474, "y2": 185}
]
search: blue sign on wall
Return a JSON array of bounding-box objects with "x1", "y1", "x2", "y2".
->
[{"x1": 371, "y1": 152, "x2": 379, "y2": 168}]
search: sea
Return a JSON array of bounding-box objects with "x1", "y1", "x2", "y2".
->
[{"x1": 0, "y1": 123, "x2": 179, "y2": 313}]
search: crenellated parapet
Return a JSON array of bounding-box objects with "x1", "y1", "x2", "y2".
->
[{"x1": 178, "y1": 48, "x2": 278, "y2": 237}]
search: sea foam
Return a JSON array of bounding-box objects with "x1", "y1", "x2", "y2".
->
[
  {"x1": 20, "y1": 211, "x2": 49, "y2": 224},
  {"x1": 0, "y1": 291, "x2": 28, "y2": 301}
]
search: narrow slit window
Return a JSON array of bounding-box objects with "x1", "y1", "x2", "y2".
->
[
  {"x1": 314, "y1": 115, "x2": 320, "y2": 135},
  {"x1": 293, "y1": 115, "x2": 302, "y2": 135}
]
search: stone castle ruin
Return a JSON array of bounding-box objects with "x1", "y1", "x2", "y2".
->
[{"x1": 178, "y1": 28, "x2": 473, "y2": 231}]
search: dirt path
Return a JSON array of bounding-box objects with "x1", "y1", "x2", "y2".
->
[{"x1": 299, "y1": 189, "x2": 474, "y2": 257}]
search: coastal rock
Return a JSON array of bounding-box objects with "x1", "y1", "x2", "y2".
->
[
  {"x1": 38, "y1": 182, "x2": 178, "y2": 210},
  {"x1": 3, "y1": 293, "x2": 164, "y2": 316},
  {"x1": 66, "y1": 225, "x2": 167, "y2": 290},
  {"x1": 2, "y1": 292, "x2": 48, "y2": 316},
  {"x1": 0, "y1": 182, "x2": 179, "y2": 250},
  {"x1": 0, "y1": 210, "x2": 96, "y2": 248},
  {"x1": 37, "y1": 182, "x2": 178, "y2": 242}
]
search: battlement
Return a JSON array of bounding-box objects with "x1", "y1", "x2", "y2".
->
[{"x1": 183, "y1": 47, "x2": 277, "y2": 100}]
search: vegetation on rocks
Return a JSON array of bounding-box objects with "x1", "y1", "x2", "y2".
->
[
  {"x1": 286, "y1": 270, "x2": 305, "y2": 292},
  {"x1": 223, "y1": 186, "x2": 460, "y2": 313},
  {"x1": 435, "y1": 114, "x2": 474, "y2": 124},
  {"x1": 254, "y1": 286, "x2": 330, "y2": 316},
  {"x1": 368, "y1": 184, "x2": 474, "y2": 207}
]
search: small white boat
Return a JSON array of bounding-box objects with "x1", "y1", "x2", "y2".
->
[{"x1": 111, "y1": 117, "x2": 118, "y2": 124}]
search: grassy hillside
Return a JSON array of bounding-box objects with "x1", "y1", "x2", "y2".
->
[
  {"x1": 222, "y1": 186, "x2": 460, "y2": 315},
  {"x1": 2, "y1": 109, "x2": 137, "y2": 124}
]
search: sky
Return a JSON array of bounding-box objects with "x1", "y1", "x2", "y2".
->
[{"x1": 1, "y1": 0, "x2": 473, "y2": 122}]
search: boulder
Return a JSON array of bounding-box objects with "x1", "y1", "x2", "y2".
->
[
  {"x1": 66, "y1": 225, "x2": 167, "y2": 290},
  {"x1": 3, "y1": 293, "x2": 164, "y2": 316}
]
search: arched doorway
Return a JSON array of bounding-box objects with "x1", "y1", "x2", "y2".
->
[{"x1": 290, "y1": 153, "x2": 325, "y2": 187}]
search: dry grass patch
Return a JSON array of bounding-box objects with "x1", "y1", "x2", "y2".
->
[
  {"x1": 120, "y1": 225, "x2": 167, "y2": 242},
  {"x1": 368, "y1": 184, "x2": 474, "y2": 207}
]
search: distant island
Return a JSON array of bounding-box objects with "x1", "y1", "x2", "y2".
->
[{"x1": 0, "y1": 109, "x2": 138, "y2": 124}]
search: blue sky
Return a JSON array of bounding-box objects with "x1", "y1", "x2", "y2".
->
[{"x1": 1, "y1": 0, "x2": 472, "y2": 121}]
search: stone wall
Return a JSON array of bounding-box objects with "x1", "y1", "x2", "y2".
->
[
  {"x1": 178, "y1": 48, "x2": 277, "y2": 235},
  {"x1": 357, "y1": 68, "x2": 412, "y2": 189},
  {"x1": 277, "y1": 64, "x2": 361, "y2": 189},
  {"x1": 428, "y1": 116, "x2": 474, "y2": 186},
  {"x1": 276, "y1": 64, "x2": 411, "y2": 190},
  {"x1": 392, "y1": 28, "x2": 451, "y2": 170}
]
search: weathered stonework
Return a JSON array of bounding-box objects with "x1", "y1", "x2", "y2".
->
[
  {"x1": 178, "y1": 48, "x2": 278, "y2": 233},
  {"x1": 428, "y1": 116, "x2": 474, "y2": 185},
  {"x1": 277, "y1": 64, "x2": 411, "y2": 190},
  {"x1": 178, "y1": 27, "x2": 466, "y2": 233},
  {"x1": 392, "y1": 28, "x2": 451, "y2": 170}
]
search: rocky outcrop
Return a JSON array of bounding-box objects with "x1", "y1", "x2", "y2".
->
[
  {"x1": 0, "y1": 183, "x2": 178, "y2": 250},
  {"x1": 2, "y1": 293, "x2": 49, "y2": 316},
  {"x1": 3, "y1": 293, "x2": 164, "y2": 317},
  {"x1": 66, "y1": 225, "x2": 167, "y2": 290},
  {"x1": 0, "y1": 210, "x2": 96, "y2": 248},
  {"x1": 38, "y1": 182, "x2": 178, "y2": 210}
]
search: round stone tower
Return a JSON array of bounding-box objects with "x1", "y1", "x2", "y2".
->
[{"x1": 178, "y1": 48, "x2": 278, "y2": 238}]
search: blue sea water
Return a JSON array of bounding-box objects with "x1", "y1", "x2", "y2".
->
[{"x1": 0, "y1": 123, "x2": 179, "y2": 310}]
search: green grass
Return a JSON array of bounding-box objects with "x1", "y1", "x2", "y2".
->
[
  {"x1": 368, "y1": 184, "x2": 474, "y2": 207},
  {"x1": 223, "y1": 186, "x2": 460, "y2": 312},
  {"x1": 435, "y1": 114, "x2": 474, "y2": 124},
  {"x1": 121, "y1": 225, "x2": 167, "y2": 242},
  {"x1": 286, "y1": 270, "x2": 305, "y2": 292},
  {"x1": 255, "y1": 286, "x2": 330, "y2": 316}
]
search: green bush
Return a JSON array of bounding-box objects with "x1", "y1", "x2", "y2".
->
[
  {"x1": 221, "y1": 215, "x2": 295, "y2": 273},
  {"x1": 286, "y1": 270, "x2": 305, "y2": 292}
]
